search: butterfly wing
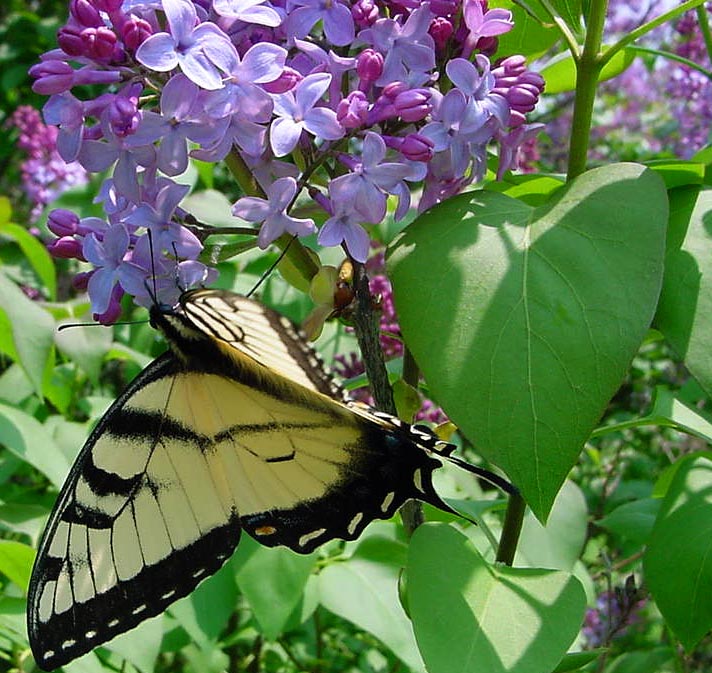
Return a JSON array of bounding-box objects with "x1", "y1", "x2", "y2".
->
[{"x1": 27, "y1": 353, "x2": 243, "y2": 670}]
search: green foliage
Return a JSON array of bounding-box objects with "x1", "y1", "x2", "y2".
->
[{"x1": 387, "y1": 164, "x2": 667, "y2": 520}]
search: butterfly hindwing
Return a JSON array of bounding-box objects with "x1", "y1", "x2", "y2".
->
[{"x1": 27, "y1": 354, "x2": 243, "y2": 669}]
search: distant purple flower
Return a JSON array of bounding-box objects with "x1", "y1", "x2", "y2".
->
[
  {"x1": 270, "y1": 72, "x2": 344, "y2": 156},
  {"x1": 286, "y1": 0, "x2": 355, "y2": 46},
  {"x1": 233, "y1": 176, "x2": 316, "y2": 247},
  {"x1": 136, "y1": 0, "x2": 237, "y2": 90}
]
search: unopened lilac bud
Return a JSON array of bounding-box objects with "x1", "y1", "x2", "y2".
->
[
  {"x1": 392, "y1": 133, "x2": 434, "y2": 161},
  {"x1": 430, "y1": 0, "x2": 458, "y2": 16},
  {"x1": 495, "y1": 55, "x2": 527, "y2": 77},
  {"x1": 94, "y1": 285, "x2": 124, "y2": 325},
  {"x1": 429, "y1": 17, "x2": 453, "y2": 51},
  {"x1": 58, "y1": 24, "x2": 86, "y2": 57},
  {"x1": 72, "y1": 271, "x2": 91, "y2": 291},
  {"x1": 352, "y1": 0, "x2": 379, "y2": 28},
  {"x1": 381, "y1": 81, "x2": 409, "y2": 101},
  {"x1": 357, "y1": 49, "x2": 383, "y2": 88},
  {"x1": 48, "y1": 236, "x2": 85, "y2": 260},
  {"x1": 476, "y1": 35, "x2": 499, "y2": 56},
  {"x1": 82, "y1": 26, "x2": 117, "y2": 61},
  {"x1": 70, "y1": 0, "x2": 102, "y2": 27},
  {"x1": 394, "y1": 88, "x2": 432, "y2": 122},
  {"x1": 336, "y1": 91, "x2": 369, "y2": 129},
  {"x1": 48, "y1": 209, "x2": 80, "y2": 236},
  {"x1": 263, "y1": 67, "x2": 302, "y2": 93},
  {"x1": 93, "y1": 0, "x2": 123, "y2": 11},
  {"x1": 122, "y1": 17, "x2": 152, "y2": 50},
  {"x1": 108, "y1": 95, "x2": 140, "y2": 137},
  {"x1": 29, "y1": 60, "x2": 75, "y2": 95}
]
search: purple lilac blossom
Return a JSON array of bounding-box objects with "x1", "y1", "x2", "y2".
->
[
  {"x1": 31, "y1": 0, "x2": 543, "y2": 324},
  {"x1": 8, "y1": 106, "x2": 87, "y2": 222}
]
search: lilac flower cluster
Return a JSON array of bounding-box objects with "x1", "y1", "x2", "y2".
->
[
  {"x1": 7, "y1": 106, "x2": 87, "y2": 223},
  {"x1": 32, "y1": 0, "x2": 543, "y2": 323}
]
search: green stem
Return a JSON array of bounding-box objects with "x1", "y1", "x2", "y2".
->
[
  {"x1": 495, "y1": 490, "x2": 526, "y2": 566},
  {"x1": 566, "y1": 0, "x2": 608, "y2": 180},
  {"x1": 534, "y1": 0, "x2": 582, "y2": 57},
  {"x1": 697, "y1": 4, "x2": 712, "y2": 65},
  {"x1": 602, "y1": 0, "x2": 706, "y2": 66},
  {"x1": 628, "y1": 45, "x2": 712, "y2": 80}
]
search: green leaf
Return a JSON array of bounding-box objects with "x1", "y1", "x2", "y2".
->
[
  {"x1": 604, "y1": 648, "x2": 675, "y2": 673},
  {"x1": 233, "y1": 537, "x2": 316, "y2": 640},
  {"x1": 0, "y1": 221, "x2": 57, "y2": 300},
  {"x1": 552, "y1": 650, "x2": 604, "y2": 672},
  {"x1": 0, "y1": 273, "x2": 55, "y2": 397},
  {"x1": 407, "y1": 524, "x2": 586, "y2": 673},
  {"x1": 643, "y1": 455, "x2": 712, "y2": 650},
  {"x1": 55, "y1": 320, "x2": 113, "y2": 386},
  {"x1": 515, "y1": 480, "x2": 588, "y2": 570},
  {"x1": 597, "y1": 499, "x2": 660, "y2": 545},
  {"x1": 105, "y1": 615, "x2": 163, "y2": 673},
  {"x1": 319, "y1": 555, "x2": 424, "y2": 672},
  {"x1": 0, "y1": 540, "x2": 35, "y2": 592},
  {"x1": 492, "y1": 1, "x2": 560, "y2": 58},
  {"x1": 646, "y1": 159, "x2": 705, "y2": 190},
  {"x1": 0, "y1": 503, "x2": 48, "y2": 541},
  {"x1": 169, "y1": 561, "x2": 238, "y2": 647},
  {"x1": 654, "y1": 187, "x2": 712, "y2": 398},
  {"x1": 0, "y1": 402, "x2": 70, "y2": 488},
  {"x1": 387, "y1": 164, "x2": 667, "y2": 520},
  {"x1": 540, "y1": 47, "x2": 636, "y2": 95}
]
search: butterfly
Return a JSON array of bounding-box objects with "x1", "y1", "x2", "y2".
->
[{"x1": 27, "y1": 288, "x2": 509, "y2": 670}]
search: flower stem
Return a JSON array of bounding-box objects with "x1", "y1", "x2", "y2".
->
[
  {"x1": 495, "y1": 490, "x2": 526, "y2": 566},
  {"x1": 566, "y1": 0, "x2": 608, "y2": 180}
]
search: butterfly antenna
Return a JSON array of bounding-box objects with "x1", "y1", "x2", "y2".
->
[
  {"x1": 247, "y1": 235, "x2": 297, "y2": 298},
  {"x1": 58, "y1": 319, "x2": 148, "y2": 332},
  {"x1": 144, "y1": 229, "x2": 160, "y2": 307}
]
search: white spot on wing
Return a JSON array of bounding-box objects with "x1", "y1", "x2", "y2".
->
[
  {"x1": 61, "y1": 639, "x2": 76, "y2": 650},
  {"x1": 381, "y1": 492, "x2": 395, "y2": 513},
  {"x1": 298, "y1": 528, "x2": 327, "y2": 548},
  {"x1": 413, "y1": 469, "x2": 424, "y2": 493},
  {"x1": 347, "y1": 513, "x2": 363, "y2": 536}
]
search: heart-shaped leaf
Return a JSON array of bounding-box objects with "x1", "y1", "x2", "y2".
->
[
  {"x1": 407, "y1": 524, "x2": 586, "y2": 673},
  {"x1": 387, "y1": 163, "x2": 667, "y2": 519},
  {"x1": 654, "y1": 187, "x2": 712, "y2": 398},
  {"x1": 644, "y1": 455, "x2": 712, "y2": 650}
]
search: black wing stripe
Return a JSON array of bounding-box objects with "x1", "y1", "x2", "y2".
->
[{"x1": 34, "y1": 520, "x2": 241, "y2": 670}]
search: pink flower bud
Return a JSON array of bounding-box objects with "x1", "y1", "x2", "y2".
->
[
  {"x1": 398, "y1": 133, "x2": 434, "y2": 162},
  {"x1": 82, "y1": 26, "x2": 117, "y2": 61},
  {"x1": 29, "y1": 60, "x2": 75, "y2": 95},
  {"x1": 93, "y1": 0, "x2": 124, "y2": 11},
  {"x1": 357, "y1": 49, "x2": 384, "y2": 87},
  {"x1": 429, "y1": 17, "x2": 453, "y2": 51},
  {"x1": 108, "y1": 95, "x2": 140, "y2": 137},
  {"x1": 58, "y1": 24, "x2": 86, "y2": 57},
  {"x1": 352, "y1": 0, "x2": 379, "y2": 28},
  {"x1": 94, "y1": 285, "x2": 124, "y2": 325},
  {"x1": 336, "y1": 91, "x2": 369, "y2": 129},
  {"x1": 263, "y1": 67, "x2": 302, "y2": 94},
  {"x1": 394, "y1": 88, "x2": 432, "y2": 122},
  {"x1": 70, "y1": 0, "x2": 102, "y2": 27},
  {"x1": 381, "y1": 81, "x2": 409, "y2": 101},
  {"x1": 48, "y1": 209, "x2": 80, "y2": 236},
  {"x1": 122, "y1": 17, "x2": 152, "y2": 50},
  {"x1": 47, "y1": 236, "x2": 85, "y2": 260},
  {"x1": 72, "y1": 271, "x2": 91, "y2": 291}
]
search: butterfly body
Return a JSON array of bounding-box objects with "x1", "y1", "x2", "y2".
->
[{"x1": 27, "y1": 289, "x2": 457, "y2": 669}]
